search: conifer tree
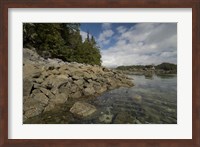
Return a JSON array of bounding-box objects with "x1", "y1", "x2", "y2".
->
[{"x1": 23, "y1": 23, "x2": 102, "y2": 65}]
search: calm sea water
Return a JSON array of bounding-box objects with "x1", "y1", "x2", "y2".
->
[{"x1": 25, "y1": 74, "x2": 177, "y2": 124}]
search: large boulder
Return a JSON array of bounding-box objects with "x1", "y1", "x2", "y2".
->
[
  {"x1": 50, "y1": 93, "x2": 68, "y2": 104},
  {"x1": 32, "y1": 93, "x2": 49, "y2": 105},
  {"x1": 70, "y1": 102, "x2": 96, "y2": 117},
  {"x1": 23, "y1": 64, "x2": 42, "y2": 79},
  {"x1": 23, "y1": 98, "x2": 45, "y2": 118}
]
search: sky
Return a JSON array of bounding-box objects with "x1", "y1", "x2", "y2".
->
[{"x1": 80, "y1": 23, "x2": 177, "y2": 68}]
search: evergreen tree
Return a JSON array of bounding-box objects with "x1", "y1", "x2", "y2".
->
[{"x1": 23, "y1": 23, "x2": 101, "y2": 65}]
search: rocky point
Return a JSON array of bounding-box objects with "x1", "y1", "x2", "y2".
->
[{"x1": 23, "y1": 48, "x2": 134, "y2": 122}]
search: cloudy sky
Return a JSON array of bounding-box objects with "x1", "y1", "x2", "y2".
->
[{"x1": 80, "y1": 23, "x2": 177, "y2": 67}]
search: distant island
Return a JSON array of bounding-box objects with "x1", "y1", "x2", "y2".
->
[{"x1": 115, "y1": 63, "x2": 177, "y2": 76}]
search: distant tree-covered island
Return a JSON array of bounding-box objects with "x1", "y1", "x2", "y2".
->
[
  {"x1": 116, "y1": 63, "x2": 177, "y2": 75},
  {"x1": 23, "y1": 23, "x2": 101, "y2": 65}
]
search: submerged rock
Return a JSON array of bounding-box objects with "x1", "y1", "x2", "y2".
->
[
  {"x1": 132, "y1": 95, "x2": 142, "y2": 103},
  {"x1": 70, "y1": 102, "x2": 96, "y2": 117},
  {"x1": 114, "y1": 112, "x2": 135, "y2": 124},
  {"x1": 99, "y1": 114, "x2": 113, "y2": 123}
]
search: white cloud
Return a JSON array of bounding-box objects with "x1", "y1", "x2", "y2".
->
[
  {"x1": 102, "y1": 23, "x2": 111, "y2": 29},
  {"x1": 98, "y1": 29, "x2": 114, "y2": 45},
  {"x1": 80, "y1": 30, "x2": 92, "y2": 42},
  {"x1": 80, "y1": 31, "x2": 87, "y2": 42},
  {"x1": 97, "y1": 23, "x2": 114, "y2": 46},
  {"x1": 101, "y1": 23, "x2": 177, "y2": 67},
  {"x1": 117, "y1": 26, "x2": 127, "y2": 33}
]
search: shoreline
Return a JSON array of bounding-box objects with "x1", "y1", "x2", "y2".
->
[
  {"x1": 24, "y1": 73, "x2": 177, "y2": 124},
  {"x1": 23, "y1": 48, "x2": 134, "y2": 122}
]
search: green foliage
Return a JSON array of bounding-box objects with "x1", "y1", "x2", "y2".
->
[
  {"x1": 116, "y1": 65, "x2": 146, "y2": 70},
  {"x1": 117, "y1": 63, "x2": 177, "y2": 72},
  {"x1": 156, "y1": 63, "x2": 177, "y2": 71},
  {"x1": 23, "y1": 23, "x2": 101, "y2": 65}
]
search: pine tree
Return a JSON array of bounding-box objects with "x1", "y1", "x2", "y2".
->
[{"x1": 23, "y1": 23, "x2": 102, "y2": 65}]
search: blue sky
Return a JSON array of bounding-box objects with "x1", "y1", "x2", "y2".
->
[{"x1": 80, "y1": 23, "x2": 177, "y2": 67}]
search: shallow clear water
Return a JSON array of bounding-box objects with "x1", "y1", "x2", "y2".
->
[{"x1": 25, "y1": 74, "x2": 177, "y2": 124}]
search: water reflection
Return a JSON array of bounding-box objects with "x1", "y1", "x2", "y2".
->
[{"x1": 92, "y1": 74, "x2": 177, "y2": 124}]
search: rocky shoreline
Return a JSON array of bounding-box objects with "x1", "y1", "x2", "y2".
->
[{"x1": 23, "y1": 48, "x2": 134, "y2": 122}]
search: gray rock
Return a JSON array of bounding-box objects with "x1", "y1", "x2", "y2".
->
[
  {"x1": 24, "y1": 98, "x2": 44, "y2": 111},
  {"x1": 42, "y1": 75, "x2": 68, "y2": 90},
  {"x1": 122, "y1": 79, "x2": 134, "y2": 86},
  {"x1": 23, "y1": 79, "x2": 33, "y2": 96},
  {"x1": 51, "y1": 93, "x2": 68, "y2": 104},
  {"x1": 71, "y1": 91, "x2": 82, "y2": 99},
  {"x1": 39, "y1": 87, "x2": 54, "y2": 99},
  {"x1": 51, "y1": 69, "x2": 60, "y2": 75},
  {"x1": 74, "y1": 79, "x2": 84, "y2": 85},
  {"x1": 83, "y1": 72, "x2": 91, "y2": 79},
  {"x1": 33, "y1": 93, "x2": 49, "y2": 105},
  {"x1": 114, "y1": 112, "x2": 135, "y2": 124},
  {"x1": 57, "y1": 74, "x2": 68, "y2": 79},
  {"x1": 41, "y1": 71, "x2": 50, "y2": 78},
  {"x1": 31, "y1": 89, "x2": 41, "y2": 95},
  {"x1": 72, "y1": 75, "x2": 80, "y2": 80},
  {"x1": 99, "y1": 114, "x2": 113, "y2": 123},
  {"x1": 23, "y1": 98, "x2": 45, "y2": 118},
  {"x1": 43, "y1": 102, "x2": 55, "y2": 112},
  {"x1": 58, "y1": 81, "x2": 73, "y2": 95},
  {"x1": 90, "y1": 74, "x2": 97, "y2": 80},
  {"x1": 50, "y1": 87, "x2": 59, "y2": 95},
  {"x1": 24, "y1": 107, "x2": 43, "y2": 118},
  {"x1": 71, "y1": 85, "x2": 78, "y2": 93},
  {"x1": 132, "y1": 95, "x2": 142, "y2": 103},
  {"x1": 34, "y1": 78, "x2": 44, "y2": 84},
  {"x1": 32, "y1": 72, "x2": 41, "y2": 78},
  {"x1": 70, "y1": 102, "x2": 96, "y2": 117},
  {"x1": 59, "y1": 64, "x2": 68, "y2": 71},
  {"x1": 23, "y1": 48, "x2": 41, "y2": 61},
  {"x1": 94, "y1": 85, "x2": 107, "y2": 94},
  {"x1": 102, "y1": 67, "x2": 110, "y2": 72},
  {"x1": 83, "y1": 87, "x2": 95, "y2": 96},
  {"x1": 23, "y1": 64, "x2": 42, "y2": 79},
  {"x1": 23, "y1": 96, "x2": 29, "y2": 102},
  {"x1": 33, "y1": 83, "x2": 43, "y2": 89},
  {"x1": 23, "y1": 115, "x2": 28, "y2": 122}
]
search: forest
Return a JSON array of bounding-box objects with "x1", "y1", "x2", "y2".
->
[
  {"x1": 116, "y1": 63, "x2": 177, "y2": 71},
  {"x1": 23, "y1": 23, "x2": 101, "y2": 65}
]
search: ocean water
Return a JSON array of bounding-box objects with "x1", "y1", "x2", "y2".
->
[{"x1": 25, "y1": 74, "x2": 177, "y2": 124}]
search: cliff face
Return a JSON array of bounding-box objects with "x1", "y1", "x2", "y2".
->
[{"x1": 23, "y1": 48, "x2": 134, "y2": 121}]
